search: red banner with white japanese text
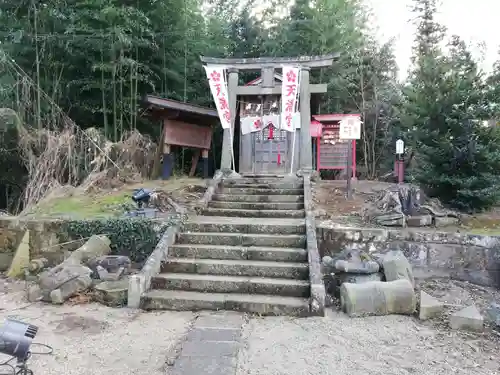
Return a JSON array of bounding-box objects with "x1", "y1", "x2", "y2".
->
[
  {"x1": 281, "y1": 66, "x2": 300, "y2": 132},
  {"x1": 204, "y1": 66, "x2": 231, "y2": 129}
]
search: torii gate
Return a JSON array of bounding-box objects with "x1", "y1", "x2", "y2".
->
[{"x1": 200, "y1": 54, "x2": 339, "y2": 174}]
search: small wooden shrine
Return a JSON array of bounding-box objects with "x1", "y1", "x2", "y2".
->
[
  {"x1": 312, "y1": 114, "x2": 359, "y2": 177},
  {"x1": 142, "y1": 95, "x2": 219, "y2": 179}
]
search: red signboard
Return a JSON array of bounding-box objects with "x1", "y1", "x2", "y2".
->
[{"x1": 310, "y1": 120, "x2": 323, "y2": 137}]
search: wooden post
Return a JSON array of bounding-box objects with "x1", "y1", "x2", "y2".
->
[
  {"x1": 202, "y1": 149, "x2": 209, "y2": 179},
  {"x1": 299, "y1": 67, "x2": 313, "y2": 171},
  {"x1": 162, "y1": 143, "x2": 173, "y2": 180},
  {"x1": 189, "y1": 149, "x2": 201, "y2": 177}
]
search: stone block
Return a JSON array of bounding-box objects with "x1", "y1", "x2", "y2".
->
[
  {"x1": 486, "y1": 302, "x2": 500, "y2": 328},
  {"x1": 382, "y1": 250, "x2": 415, "y2": 286},
  {"x1": 94, "y1": 278, "x2": 129, "y2": 307},
  {"x1": 419, "y1": 291, "x2": 444, "y2": 320},
  {"x1": 340, "y1": 279, "x2": 416, "y2": 317},
  {"x1": 406, "y1": 215, "x2": 433, "y2": 227},
  {"x1": 450, "y1": 305, "x2": 484, "y2": 332}
]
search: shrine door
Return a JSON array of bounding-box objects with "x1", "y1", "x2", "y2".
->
[{"x1": 253, "y1": 123, "x2": 288, "y2": 174}]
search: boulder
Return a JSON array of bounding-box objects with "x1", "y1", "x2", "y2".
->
[
  {"x1": 419, "y1": 291, "x2": 444, "y2": 320},
  {"x1": 450, "y1": 305, "x2": 484, "y2": 332},
  {"x1": 382, "y1": 250, "x2": 414, "y2": 286},
  {"x1": 94, "y1": 278, "x2": 129, "y2": 307},
  {"x1": 340, "y1": 279, "x2": 416, "y2": 317}
]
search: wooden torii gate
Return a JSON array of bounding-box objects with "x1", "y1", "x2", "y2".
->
[{"x1": 200, "y1": 54, "x2": 339, "y2": 174}]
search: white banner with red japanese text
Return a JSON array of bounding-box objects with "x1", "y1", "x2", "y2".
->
[
  {"x1": 281, "y1": 66, "x2": 300, "y2": 132},
  {"x1": 240, "y1": 114, "x2": 280, "y2": 135},
  {"x1": 204, "y1": 66, "x2": 231, "y2": 129}
]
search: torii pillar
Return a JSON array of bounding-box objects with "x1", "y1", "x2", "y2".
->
[{"x1": 201, "y1": 54, "x2": 339, "y2": 173}]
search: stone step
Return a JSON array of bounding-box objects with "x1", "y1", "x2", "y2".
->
[
  {"x1": 221, "y1": 181, "x2": 303, "y2": 189},
  {"x1": 170, "y1": 244, "x2": 308, "y2": 262},
  {"x1": 151, "y1": 273, "x2": 310, "y2": 298},
  {"x1": 141, "y1": 290, "x2": 310, "y2": 316},
  {"x1": 202, "y1": 208, "x2": 305, "y2": 219},
  {"x1": 183, "y1": 218, "x2": 305, "y2": 235},
  {"x1": 213, "y1": 194, "x2": 304, "y2": 203},
  {"x1": 209, "y1": 201, "x2": 305, "y2": 210},
  {"x1": 221, "y1": 187, "x2": 303, "y2": 195},
  {"x1": 161, "y1": 258, "x2": 309, "y2": 279},
  {"x1": 176, "y1": 232, "x2": 306, "y2": 248}
]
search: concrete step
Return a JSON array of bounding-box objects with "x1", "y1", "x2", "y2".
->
[
  {"x1": 161, "y1": 258, "x2": 309, "y2": 279},
  {"x1": 221, "y1": 187, "x2": 303, "y2": 195},
  {"x1": 209, "y1": 201, "x2": 305, "y2": 210},
  {"x1": 183, "y1": 218, "x2": 305, "y2": 234},
  {"x1": 202, "y1": 208, "x2": 305, "y2": 219},
  {"x1": 141, "y1": 290, "x2": 310, "y2": 316},
  {"x1": 170, "y1": 244, "x2": 308, "y2": 262},
  {"x1": 151, "y1": 273, "x2": 310, "y2": 298},
  {"x1": 176, "y1": 232, "x2": 306, "y2": 248},
  {"x1": 213, "y1": 194, "x2": 304, "y2": 203},
  {"x1": 221, "y1": 181, "x2": 303, "y2": 189}
]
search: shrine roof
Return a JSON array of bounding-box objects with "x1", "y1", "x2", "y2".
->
[
  {"x1": 142, "y1": 95, "x2": 218, "y2": 118},
  {"x1": 313, "y1": 113, "x2": 361, "y2": 122}
]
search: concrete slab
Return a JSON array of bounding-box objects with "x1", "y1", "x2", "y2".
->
[
  {"x1": 169, "y1": 244, "x2": 307, "y2": 262},
  {"x1": 176, "y1": 232, "x2": 306, "y2": 248},
  {"x1": 161, "y1": 258, "x2": 309, "y2": 279},
  {"x1": 209, "y1": 201, "x2": 305, "y2": 210},
  {"x1": 151, "y1": 273, "x2": 310, "y2": 297},
  {"x1": 419, "y1": 291, "x2": 444, "y2": 320},
  {"x1": 141, "y1": 290, "x2": 310, "y2": 316},
  {"x1": 183, "y1": 220, "x2": 305, "y2": 235},
  {"x1": 170, "y1": 354, "x2": 237, "y2": 375},
  {"x1": 212, "y1": 194, "x2": 304, "y2": 203},
  {"x1": 202, "y1": 208, "x2": 305, "y2": 219},
  {"x1": 450, "y1": 305, "x2": 484, "y2": 331}
]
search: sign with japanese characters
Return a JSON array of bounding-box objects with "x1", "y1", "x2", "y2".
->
[
  {"x1": 396, "y1": 139, "x2": 404, "y2": 154},
  {"x1": 280, "y1": 65, "x2": 300, "y2": 132},
  {"x1": 339, "y1": 115, "x2": 361, "y2": 140},
  {"x1": 204, "y1": 65, "x2": 231, "y2": 129}
]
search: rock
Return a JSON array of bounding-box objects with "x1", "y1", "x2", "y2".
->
[
  {"x1": 336, "y1": 272, "x2": 384, "y2": 285},
  {"x1": 94, "y1": 278, "x2": 129, "y2": 307},
  {"x1": 486, "y1": 302, "x2": 500, "y2": 328},
  {"x1": 34, "y1": 235, "x2": 111, "y2": 304},
  {"x1": 450, "y1": 305, "x2": 484, "y2": 332},
  {"x1": 435, "y1": 216, "x2": 459, "y2": 227},
  {"x1": 326, "y1": 272, "x2": 383, "y2": 298},
  {"x1": 419, "y1": 291, "x2": 444, "y2": 320},
  {"x1": 382, "y1": 250, "x2": 414, "y2": 286},
  {"x1": 27, "y1": 284, "x2": 43, "y2": 302},
  {"x1": 49, "y1": 273, "x2": 93, "y2": 304},
  {"x1": 28, "y1": 258, "x2": 49, "y2": 273},
  {"x1": 96, "y1": 265, "x2": 126, "y2": 281},
  {"x1": 375, "y1": 213, "x2": 404, "y2": 226},
  {"x1": 340, "y1": 279, "x2": 416, "y2": 317},
  {"x1": 406, "y1": 215, "x2": 433, "y2": 227},
  {"x1": 334, "y1": 259, "x2": 380, "y2": 274}
]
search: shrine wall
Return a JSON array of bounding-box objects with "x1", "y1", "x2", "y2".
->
[{"x1": 316, "y1": 221, "x2": 500, "y2": 289}]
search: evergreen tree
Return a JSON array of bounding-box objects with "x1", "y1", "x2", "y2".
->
[{"x1": 403, "y1": 0, "x2": 500, "y2": 211}]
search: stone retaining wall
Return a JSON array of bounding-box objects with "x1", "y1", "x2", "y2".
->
[
  {"x1": 316, "y1": 220, "x2": 500, "y2": 289},
  {"x1": 0, "y1": 218, "x2": 78, "y2": 270}
]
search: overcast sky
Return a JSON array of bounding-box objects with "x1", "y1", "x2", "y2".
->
[{"x1": 366, "y1": 0, "x2": 499, "y2": 78}]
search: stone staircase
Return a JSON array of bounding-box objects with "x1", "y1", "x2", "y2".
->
[{"x1": 141, "y1": 176, "x2": 314, "y2": 316}]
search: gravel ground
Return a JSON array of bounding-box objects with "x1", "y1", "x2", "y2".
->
[
  {"x1": 237, "y1": 311, "x2": 499, "y2": 375},
  {"x1": 0, "y1": 278, "x2": 498, "y2": 375},
  {"x1": 0, "y1": 282, "x2": 194, "y2": 375}
]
